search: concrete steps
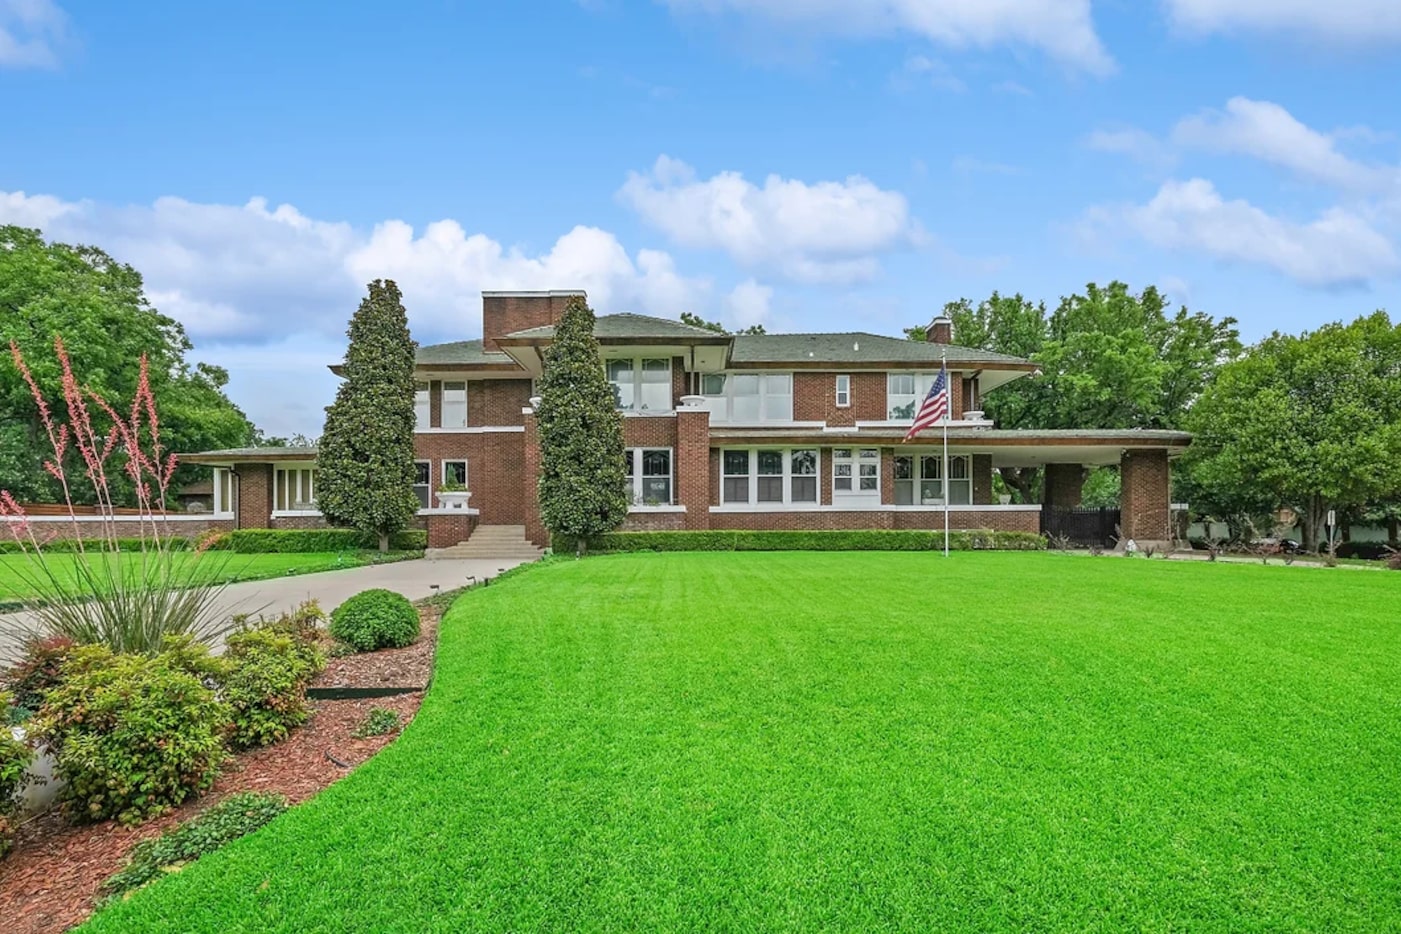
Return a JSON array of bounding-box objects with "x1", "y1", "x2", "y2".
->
[{"x1": 426, "y1": 524, "x2": 544, "y2": 560}]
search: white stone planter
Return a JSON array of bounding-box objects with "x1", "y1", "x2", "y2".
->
[
  {"x1": 679, "y1": 395, "x2": 707, "y2": 408},
  {"x1": 12, "y1": 725, "x2": 60, "y2": 817},
  {"x1": 436, "y1": 490, "x2": 472, "y2": 510},
  {"x1": 998, "y1": 494, "x2": 1013, "y2": 505}
]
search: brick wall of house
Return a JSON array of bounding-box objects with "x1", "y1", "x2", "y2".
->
[
  {"x1": 426, "y1": 512, "x2": 478, "y2": 548},
  {"x1": 469, "y1": 379, "x2": 532, "y2": 427},
  {"x1": 622, "y1": 415, "x2": 680, "y2": 452},
  {"x1": 676, "y1": 408, "x2": 711, "y2": 530},
  {"x1": 413, "y1": 431, "x2": 528, "y2": 524},
  {"x1": 620, "y1": 512, "x2": 688, "y2": 532},
  {"x1": 429, "y1": 380, "x2": 442, "y2": 428},
  {"x1": 973, "y1": 455, "x2": 994, "y2": 504},
  {"x1": 880, "y1": 448, "x2": 895, "y2": 504},
  {"x1": 269, "y1": 515, "x2": 332, "y2": 530},
  {"x1": 235, "y1": 464, "x2": 272, "y2": 529},
  {"x1": 672, "y1": 356, "x2": 689, "y2": 403},
  {"x1": 482, "y1": 292, "x2": 579, "y2": 352},
  {"x1": 1120, "y1": 449, "x2": 1170, "y2": 543},
  {"x1": 793, "y1": 372, "x2": 888, "y2": 426},
  {"x1": 1043, "y1": 463, "x2": 1088, "y2": 509}
]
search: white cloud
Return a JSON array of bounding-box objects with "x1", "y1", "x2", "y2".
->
[
  {"x1": 892, "y1": 54, "x2": 964, "y2": 93},
  {"x1": 1171, "y1": 97, "x2": 1396, "y2": 192},
  {"x1": 1085, "y1": 128, "x2": 1177, "y2": 172},
  {"x1": 0, "y1": 0, "x2": 67, "y2": 68},
  {"x1": 1164, "y1": 0, "x2": 1401, "y2": 44},
  {"x1": 1086, "y1": 178, "x2": 1399, "y2": 287},
  {"x1": 725, "y1": 279, "x2": 773, "y2": 328},
  {"x1": 618, "y1": 155, "x2": 920, "y2": 283},
  {"x1": 663, "y1": 0, "x2": 1114, "y2": 74}
]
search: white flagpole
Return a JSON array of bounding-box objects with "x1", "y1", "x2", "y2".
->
[{"x1": 942, "y1": 352, "x2": 950, "y2": 558}]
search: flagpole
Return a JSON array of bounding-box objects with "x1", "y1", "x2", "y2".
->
[{"x1": 942, "y1": 351, "x2": 950, "y2": 558}]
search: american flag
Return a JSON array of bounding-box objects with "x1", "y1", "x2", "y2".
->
[{"x1": 903, "y1": 366, "x2": 950, "y2": 442}]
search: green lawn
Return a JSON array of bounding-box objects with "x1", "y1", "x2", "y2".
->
[
  {"x1": 85, "y1": 553, "x2": 1401, "y2": 932},
  {"x1": 0, "y1": 551, "x2": 400, "y2": 604}
]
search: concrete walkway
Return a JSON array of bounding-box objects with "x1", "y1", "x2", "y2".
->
[{"x1": 0, "y1": 557, "x2": 531, "y2": 662}]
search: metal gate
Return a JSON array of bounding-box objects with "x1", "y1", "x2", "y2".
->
[{"x1": 1041, "y1": 507, "x2": 1120, "y2": 548}]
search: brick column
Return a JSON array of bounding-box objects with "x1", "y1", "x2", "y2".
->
[
  {"x1": 429, "y1": 381, "x2": 442, "y2": 428},
  {"x1": 880, "y1": 448, "x2": 895, "y2": 505},
  {"x1": 972, "y1": 454, "x2": 994, "y2": 505},
  {"x1": 676, "y1": 407, "x2": 711, "y2": 530},
  {"x1": 1121, "y1": 449, "x2": 1171, "y2": 545},
  {"x1": 1043, "y1": 463, "x2": 1088, "y2": 509},
  {"x1": 523, "y1": 409, "x2": 547, "y2": 547},
  {"x1": 234, "y1": 464, "x2": 273, "y2": 529}
]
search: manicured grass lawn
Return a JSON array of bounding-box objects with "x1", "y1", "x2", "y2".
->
[
  {"x1": 85, "y1": 553, "x2": 1401, "y2": 932},
  {"x1": 0, "y1": 551, "x2": 402, "y2": 604}
]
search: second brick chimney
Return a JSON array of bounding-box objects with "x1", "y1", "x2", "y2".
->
[
  {"x1": 927, "y1": 315, "x2": 954, "y2": 345},
  {"x1": 481, "y1": 290, "x2": 585, "y2": 352}
]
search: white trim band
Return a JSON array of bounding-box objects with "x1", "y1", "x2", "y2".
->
[
  {"x1": 414, "y1": 426, "x2": 526, "y2": 434},
  {"x1": 710, "y1": 503, "x2": 1042, "y2": 514},
  {"x1": 628, "y1": 505, "x2": 686, "y2": 514}
]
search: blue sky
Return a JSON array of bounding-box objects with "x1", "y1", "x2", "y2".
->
[{"x1": 3, "y1": 0, "x2": 1400, "y2": 435}]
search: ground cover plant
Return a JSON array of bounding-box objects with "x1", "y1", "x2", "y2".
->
[{"x1": 83, "y1": 553, "x2": 1401, "y2": 932}]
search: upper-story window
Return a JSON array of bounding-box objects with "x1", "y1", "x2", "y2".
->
[
  {"x1": 887, "y1": 372, "x2": 952, "y2": 421},
  {"x1": 608, "y1": 358, "x2": 672, "y2": 412},
  {"x1": 441, "y1": 381, "x2": 467, "y2": 428},
  {"x1": 414, "y1": 381, "x2": 430, "y2": 431},
  {"x1": 834, "y1": 374, "x2": 851, "y2": 408},
  {"x1": 701, "y1": 372, "x2": 793, "y2": 423}
]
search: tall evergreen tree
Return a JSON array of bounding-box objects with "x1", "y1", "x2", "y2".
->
[
  {"x1": 317, "y1": 280, "x2": 420, "y2": 552},
  {"x1": 536, "y1": 295, "x2": 628, "y2": 554}
]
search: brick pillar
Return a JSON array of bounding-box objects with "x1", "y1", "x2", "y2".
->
[
  {"x1": 819, "y1": 448, "x2": 832, "y2": 505},
  {"x1": 429, "y1": 381, "x2": 442, "y2": 428},
  {"x1": 880, "y1": 448, "x2": 895, "y2": 505},
  {"x1": 972, "y1": 454, "x2": 994, "y2": 505},
  {"x1": 1043, "y1": 463, "x2": 1088, "y2": 509},
  {"x1": 235, "y1": 464, "x2": 273, "y2": 529},
  {"x1": 523, "y1": 409, "x2": 547, "y2": 547},
  {"x1": 676, "y1": 407, "x2": 711, "y2": 530},
  {"x1": 1120, "y1": 449, "x2": 1171, "y2": 545}
]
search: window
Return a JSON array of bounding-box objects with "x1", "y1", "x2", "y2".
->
[
  {"x1": 624, "y1": 448, "x2": 672, "y2": 505},
  {"x1": 413, "y1": 461, "x2": 430, "y2": 508},
  {"x1": 701, "y1": 372, "x2": 794, "y2": 423},
  {"x1": 608, "y1": 357, "x2": 672, "y2": 412},
  {"x1": 833, "y1": 448, "x2": 879, "y2": 498},
  {"x1": 441, "y1": 381, "x2": 467, "y2": 428},
  {"x1": 441, "y1": 460, "x2": 467, "y2": 489},
  {"x1": 894, "y1": 454, "x2": 972, "y2": 505},
  {"x1": 274, "y1": 467, "x2": 317, "y2": 512},
  {"x1": 213, "y1": 468, "x2": 237, "y2": 516},
  {"x1": 723, "y1": 449, "x2": 820, "y2": 505},
  {"x1": 414, "y1": 381, "x2": 430, "y2": 430},
  {"x1": 887, "y1": 373, "x2": 953, "y2": 421},
  {"x1": 835, "y1": 374, "x2": 851, "y2": 408},
  {"x1": 833, "y1": 448, "x2": 853, "y2": 492}
]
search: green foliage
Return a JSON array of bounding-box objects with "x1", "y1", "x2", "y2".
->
[
  {"x1": 678, "y1": 311, "x2": 766, "y2": 334},
  {"x1": 559, "y1": 529, "x2": 1046, "y2": 553},
  {"x1": 1184, "y1": 311, "x2": 1401, "y2": 549},
  {"x1": 0, "y1": 537, "x2": 193, "y2": 555},
  {"x1": 329, "y1": 589, "x2": 420, "y2": 652},
  {"x1": 536, "y1": 296, "x2": 629, "y2": 549},
  {"x1": 0, "y1": 226, "x2": 256, "y2": 504},
  {"x1": 209, "y1": 528, "x2": 426, "y2": 554},
  {"x1": 352, "y1": 707, "x2": 401, "y2": 739},
  {"x1": 0, "y1": 690, "x2": 35, "y2": 859},
  {"x1": 3, "y1": 634, "x2": 76, "y2": 713},
  {"x1": 1080, "y1": 468, "x2": 1121, "y2": 509},
  {"x1": 36, "y1": 644, "x2": 230, "y2": 825},
  {"x1": 316, "y1": 280, "x2": 421, "y2": 552},
  {"x1": 101, "y1": 792, "x2": 288, "y2": 900},
  {"x1": 223, "y1": 621, "x2": 327, "y2": 750}
]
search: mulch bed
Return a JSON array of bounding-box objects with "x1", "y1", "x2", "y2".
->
[{"x1": 0, "y1": 604, "x2": 444, "y2": 934}]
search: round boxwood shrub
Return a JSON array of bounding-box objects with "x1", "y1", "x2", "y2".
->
[{"x1": 329, "y1": 589, "x2": 419, "y2": 652}]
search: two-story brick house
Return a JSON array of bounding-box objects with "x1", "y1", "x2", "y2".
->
[{"x1": 188, "y1": 290, "x2": 1189, "y2": 550}]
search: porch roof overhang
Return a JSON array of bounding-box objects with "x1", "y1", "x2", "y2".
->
[
  {"x1": 707, "y1": 428, "x2": 1192, "y2": 466},
  {"x1": 183, "y1": 446, "x2": 319, "y2": 466}
]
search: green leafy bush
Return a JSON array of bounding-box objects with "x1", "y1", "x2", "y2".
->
[
  {"x1": 207, "y1": 528, "x2": 427, "y2": 554},
  {"x1": 353, "y1": 707, "x2": 401, "y2": 738},
  {"x1": 330, "y1": 589, "x2": 420, "y2": 652},
  {"x1": 223, "y1": 624, "x2": 326, "y2": 750},
  {"x1": 36, "y1": 644, "x2": 230, "y2": 825},
  {"x1": 3, "y1": 635, "x2": 77, "y2": 714},
  {"x1": 0, "y1": 537, "x2": 193, "y2": 555},
  {"x1": 0, "y1": 691, "x2": 35, "y2": 859},
  {"x1": 101, "y1": 791, "x2": 288, "y2": 899},
  {"x1": 560, "y1": 530, "x2": 1047, "y2": 554}
]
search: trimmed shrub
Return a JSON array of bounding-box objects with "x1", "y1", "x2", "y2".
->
[
  {"x1": 37, "y1": 644, "x2": 230, "y2": 825},
  {"x1": 3, "y1": 635, "x2": 77, "y2": 714},
  {"x1": 0, "y1": 691, "x2": 35, "y2": 859},
  {"x1": 0, "y1": 537, "x2": 193, "y2": 555},
  {"x1": 101, "y1": 791, "x2": 288, "y2": 900},
  {"x1": 208, "y1": 528, "x2": 427, "y2": 554},
  {"x1": 223, "y1": 626, "x2": 326, "y2": 750},
  {"x1": 558, "y1": 529, "x2": 1047, "y2": 554},
  {"x1": 329, "y1": 589, "x2": 420, "y2": 652}
]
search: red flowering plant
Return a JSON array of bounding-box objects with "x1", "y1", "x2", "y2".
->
[{"x1": 0, "y1": 338, "x2": 235, "y2": 656}]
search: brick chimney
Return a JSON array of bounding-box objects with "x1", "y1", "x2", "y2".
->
[
  {"x1": 927, "y1": 315, "x2": 954, "y2": 345},
  {"x1": 481, "y1": 290, "x2": 585, "y2": 352}
]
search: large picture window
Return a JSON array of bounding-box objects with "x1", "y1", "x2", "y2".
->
[
  {"x1": 894, "y1": 454, "x2": 972, "y2": 505},
  {"x1": 624, "y1": 448, "x2": 673, "y2": 505},
  {"x1": 441, "y1": 381, "x2": 467, "y2": 428},
  {"x1": 700, "y1": 372, "x2": 793, "y2": 423},
  {"x1": 721, "y1": 449, "x2": 819, "y2": 505},
  {"x1": 608, "y1": 357, "x2": 672, "y2": 412},
  {"x1": 213, "y1": 468, "x2": 237, "y2": 516},
  {"x1": 887, "y1": 373, "x2": 951, "y2": 421},
  {"x1": 274, "y1": 467, "x2": 318, "y2": 512}
]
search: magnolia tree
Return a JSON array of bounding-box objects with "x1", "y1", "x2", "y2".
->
[{"x1": 0, "y1": 338, "x2": 232, "y2": 655}]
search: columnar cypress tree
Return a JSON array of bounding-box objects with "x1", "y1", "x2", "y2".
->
[
  {"x1": 317, "y1": 280, "x2": 420, "y2": 552},
  {"x1": 536, "y1": 295, "x2": 628, "y2": 555}
]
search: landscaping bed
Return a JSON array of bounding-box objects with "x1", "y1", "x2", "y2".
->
[{"x1": 0, "y1": 603, "x2": 442, "y2": 934}]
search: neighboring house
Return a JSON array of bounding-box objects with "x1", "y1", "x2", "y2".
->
[{"x1": 187, "y1": 291, "x2": 1189, "y2": 549}]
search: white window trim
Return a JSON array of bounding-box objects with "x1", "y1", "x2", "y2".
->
[
  {"x1": 624, "y1": 448, "x2": 674, "y2": 506},
  {"x1": 440, "y1": 380, "x2": 469, "y2": 429},
  {"x1": 439, "y1": 459, "x2": 468, "y2": 489},
  {"x1": 700, "y1": 371, "x2": 795, "y2": 425},
  {"x1": 608, "y1": 357, "x2": 674, "y2": 413},
  {"x1": 893, "y1": 453, "x2": 973, "y2": 506},
  {"x1": 720, "y1": 448, "x2": 819, "y2": 506},
  {"x1": 273, "y1": 465, "x2": 319, "y2": 514},
  {"x1": 832, "y1": 447, "x2": 881, "y2": 499},
  {"x1": 835, "y1": 374, "x2": 851, "y2": 408},
  {"x1": 212, "y1": 468, "x2": 235, "y2": 518},
  {"x1": 413, "y1": 459, "x2": 432, "y2": 509}
]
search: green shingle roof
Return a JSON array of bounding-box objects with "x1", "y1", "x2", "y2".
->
[
  {"x1": 414, "y1": 339, "x2": 514, "y2": 367},
  {"x1": 729, "y1": 332, "x2": 1033, "y2": 367},
  {"x1": 503, "y1": 313, "x2": 728, "y2": 342}
]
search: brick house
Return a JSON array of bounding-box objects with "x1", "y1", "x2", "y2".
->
[{"x1": 187, "y1": 290, "x2": 1189, "y2": 550}]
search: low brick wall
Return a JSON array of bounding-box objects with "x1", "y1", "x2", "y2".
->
[
  {"x1": 426, "y1": 512, "x2": 478, "y2": 548},
  {"x1": 620, "y1": 511, "x2": 687, "y2": 532},
  {"x1": 269, "y1": 515, "x2": 333, "y2": 530},
  {"x1": 22, "y1": 516, "x2": 236, "y2": 541}
]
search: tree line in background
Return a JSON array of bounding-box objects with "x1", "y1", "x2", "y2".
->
[{"x1": 910, "y1": 282, "x2": 1401, "y2": 549}]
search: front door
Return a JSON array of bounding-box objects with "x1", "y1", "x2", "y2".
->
[{"x1": 832, "y1": 447, "x2": 881, "y2": 506}]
